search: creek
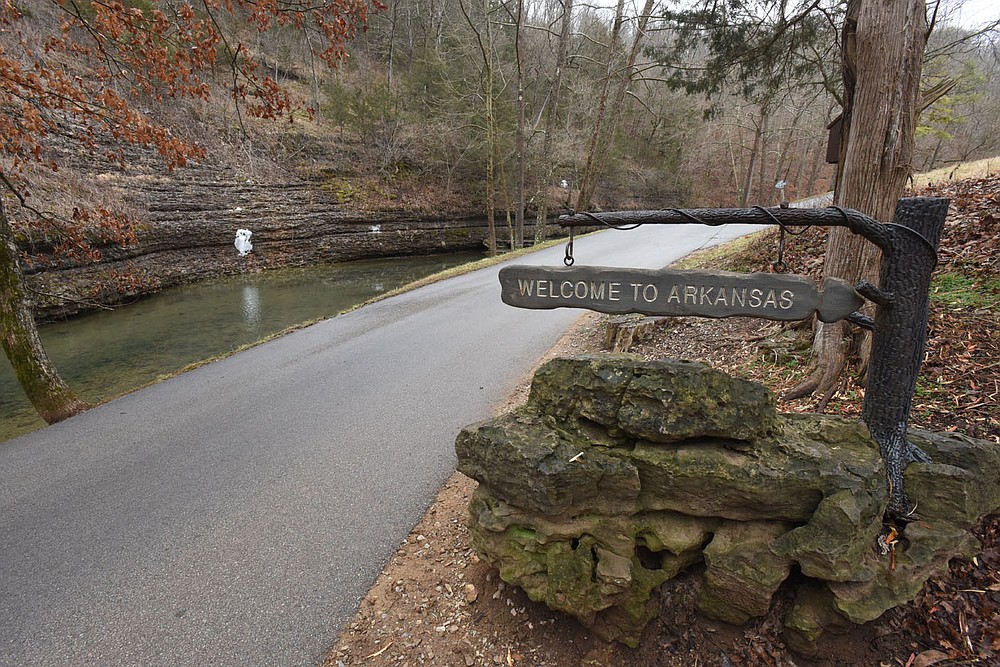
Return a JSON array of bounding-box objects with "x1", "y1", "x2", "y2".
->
[{"x1": 0, "y1": 251, "x2": 480, "y2": 443}]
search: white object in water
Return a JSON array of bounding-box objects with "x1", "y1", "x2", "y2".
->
[{"x1": 235, "y1": 229, "x2": 253, "y2": 256}]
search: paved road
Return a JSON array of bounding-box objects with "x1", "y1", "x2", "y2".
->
[{"x1": 0, "y1": 222, "x2": 757, "y2": 666}]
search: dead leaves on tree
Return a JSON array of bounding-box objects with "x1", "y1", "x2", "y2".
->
[{"x1": 1, "y1": 0, "x2": 379, "y2": 261}]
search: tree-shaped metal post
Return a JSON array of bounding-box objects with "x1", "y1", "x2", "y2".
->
[{"x1": 856, "y1": 197, "x2": 949, "y2": 516}]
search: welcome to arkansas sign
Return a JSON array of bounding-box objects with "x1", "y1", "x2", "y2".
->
[{"x1": 499, "y1": 265, "x2": 863, "y2": 323}]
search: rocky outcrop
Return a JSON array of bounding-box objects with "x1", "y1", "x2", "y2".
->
[
  {"x1": 456, "y1": 355, "x2": 999, "y2": 652},
  {"x1": 22, "y1": 160, "x2": 501, "y2": 320}
]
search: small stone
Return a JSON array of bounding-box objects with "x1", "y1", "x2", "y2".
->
[{"x1": 464, "y1": 583, "x2": 479, "y2": 603}]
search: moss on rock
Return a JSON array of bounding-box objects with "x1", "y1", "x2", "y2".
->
[{"x1": 456, "y1": 355, "x2": 998, "y2": 650}]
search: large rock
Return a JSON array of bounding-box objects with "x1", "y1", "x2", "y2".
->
[
  {"x1": 905, "y1": 430, "x2": 1000, "y2": 526},
  {"x1": 456, "y1": 355, "x2": 998, "y2": 651},
  {"x1": 631, "y1": 414, "x2": 883, "y2": 522},
  {"x1": 770, "y1": 488, "x2": 884, "y2": 582},
  {"x1": 455, "y1": 411, "x2": 641, "y2": 517},
  {"x1": 828, "y1": 521, "x2": 980, "y2": 624},
  {"x1": 782, "y1": 583, "x2": 854, "y2": 658},
  {"x1": 527, "y1": 355, "x2": 778, "y2": 443},
  {"x1": 696, "y1": 521, "x2": 794, "y2": 624},
  {"x1": 467, "y1": 486, "x2": 696, "y2": 646}
]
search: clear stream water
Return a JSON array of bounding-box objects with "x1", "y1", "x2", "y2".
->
[{"x1": 0, "y1": 251, "x2": 480, "y2": 443}]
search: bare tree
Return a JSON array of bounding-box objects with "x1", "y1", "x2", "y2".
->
[
  {"x1": 575, "y1": 0, "x2": 657, "y2": 212},
  {"x1": 787, "y1": 0, "x2": 931, "y2": 403},
  {"x1": 458, "y1": 0, "x2": 502, "y2": 254},
  {"x1": 532, "y1": 0, "x2": 575, "y2": 243}
]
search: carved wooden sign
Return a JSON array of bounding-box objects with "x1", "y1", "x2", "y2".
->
[{"x1": 499, "y1": 266, "x2": 863, "y2": 323}]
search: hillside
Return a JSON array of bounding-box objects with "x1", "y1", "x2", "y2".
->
[{"x1": 6, "y1": 3, "x2": 998, "y2": 322}]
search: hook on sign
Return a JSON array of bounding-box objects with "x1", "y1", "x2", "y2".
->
[
  {"x1": 564, "y1": 226, "x2": 575, "y2": 266},
  {"x1": 772, "y1": 227, "x2": 788, "y2": 273}
]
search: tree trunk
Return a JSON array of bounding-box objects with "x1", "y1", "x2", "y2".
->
[
  {"x1": 739, "y1": 112, "x2": 761, "y2": 207},
  {"x1": 513, "y1": 0, "x2": 526, "y2": 249},
  {"x1": 755, "y1": 111, "x2": 770, "y2": 204},
  {"x1": 803, "y1": 136, "x2": 824, "y2": 196},
  {"x1": 0, "y1": 201, "x2": 88, "y2": 424},
  {"x1": 485, "y1": 52, "x2": 498, "y2": 256},
  {"x1": 459, "y1": 0, "x2": 498, "y2": 255},
  {"x1": 386, "y1": 0, "x2": 398, "y2": 86},
  {"x1": 575, "y1": 0, "x2": 654, "y2": 211},
  {"x1": 772, "y1": 103, "x2": 804, "y2": 199},
  {"x1": 575, "y1": 0, "x2": 625, "y2": 212},
  {"x1": 532, "y1": 0, "x2": 574, "y2": 244},
  {"x1": 787, "y1": 0, "x2": 928, "y2": 402}
]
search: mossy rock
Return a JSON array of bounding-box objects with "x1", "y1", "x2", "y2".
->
[
  {"x1": 696, "y1": 521, "x2": 794, "y2": 624},
  {"x1": 526, "y1": 355, "x2": 778, "y2": 444},
  {"x1": 905, "y1": 429, "x2": 1000, "y2": 526},
  {"x1": 629, "y1": 414, "x2": 884, "y2": 522},
  {"x1": 526, "y1": 355, "x2": 638, "y2": 430},
  {"x1": 782, "y1": 583, "x2": 854, "y2": 657},
  {"x1": 770, "y1": 487, "x2": 886, "y2": 582},
  {"x1": 467, "y1": 487, "x2": 700, "y2": 647},
  {"x1": 619, "y1": 359, "x2": 778, "y2": 443},
  {"x1": 632, "y1": 511, "x2": 718, "y2": 555},
  {"x1": 456, "y1": 411, "x2": 640, "y2": 516},
  {"x1": 828, "y1": 521, "x2": 980, "y2": 624},
  {"x1": 456, "y1": 355, "x2": 997, "y2": 649}
]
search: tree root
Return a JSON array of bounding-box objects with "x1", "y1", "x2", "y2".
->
[{"x1": 781, "y1": 356, "x2": 847, "y2": 407}]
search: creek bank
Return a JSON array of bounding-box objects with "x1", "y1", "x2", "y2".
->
[
  {"x1": 22, "y1": 155, "x2": 574, "y2": 321},
  {"x1": 456, "y1": 354, "x2": 999, "y2": 654},
  {"x1": 24, "y1": 164, "x2": 495, "y2": 321}
]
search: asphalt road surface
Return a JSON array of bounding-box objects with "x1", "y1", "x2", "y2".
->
[{"x1": 0, "y1": 222, "x2": 758, "y2": 666}]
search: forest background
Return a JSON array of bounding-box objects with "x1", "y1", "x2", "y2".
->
[{"x1": 5, "y1": 0, "x2": 998, "y2": 249}]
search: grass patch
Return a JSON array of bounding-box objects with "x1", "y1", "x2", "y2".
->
[
  {"x1": 669, "y1": 230, "x2": 772, "y2": 271},
  {"x1": 910, "y1": 156, "x2": 1000, "y2": 189},
  {"x1": 930, "y1": 272, "x2": 1000, "y2": 310}
]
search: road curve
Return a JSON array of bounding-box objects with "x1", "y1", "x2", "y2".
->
[{"x1": 0, "y1": 222, "x2": 758, "y2": 666}]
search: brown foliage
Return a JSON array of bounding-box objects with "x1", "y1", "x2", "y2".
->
[{"x1": 0, "y1": 0, "x2": 380, "y2": 257}]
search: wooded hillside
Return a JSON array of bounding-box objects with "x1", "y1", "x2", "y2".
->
[{"x1": 3, "y1": 1, "x2": 999, "y2": 304}]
